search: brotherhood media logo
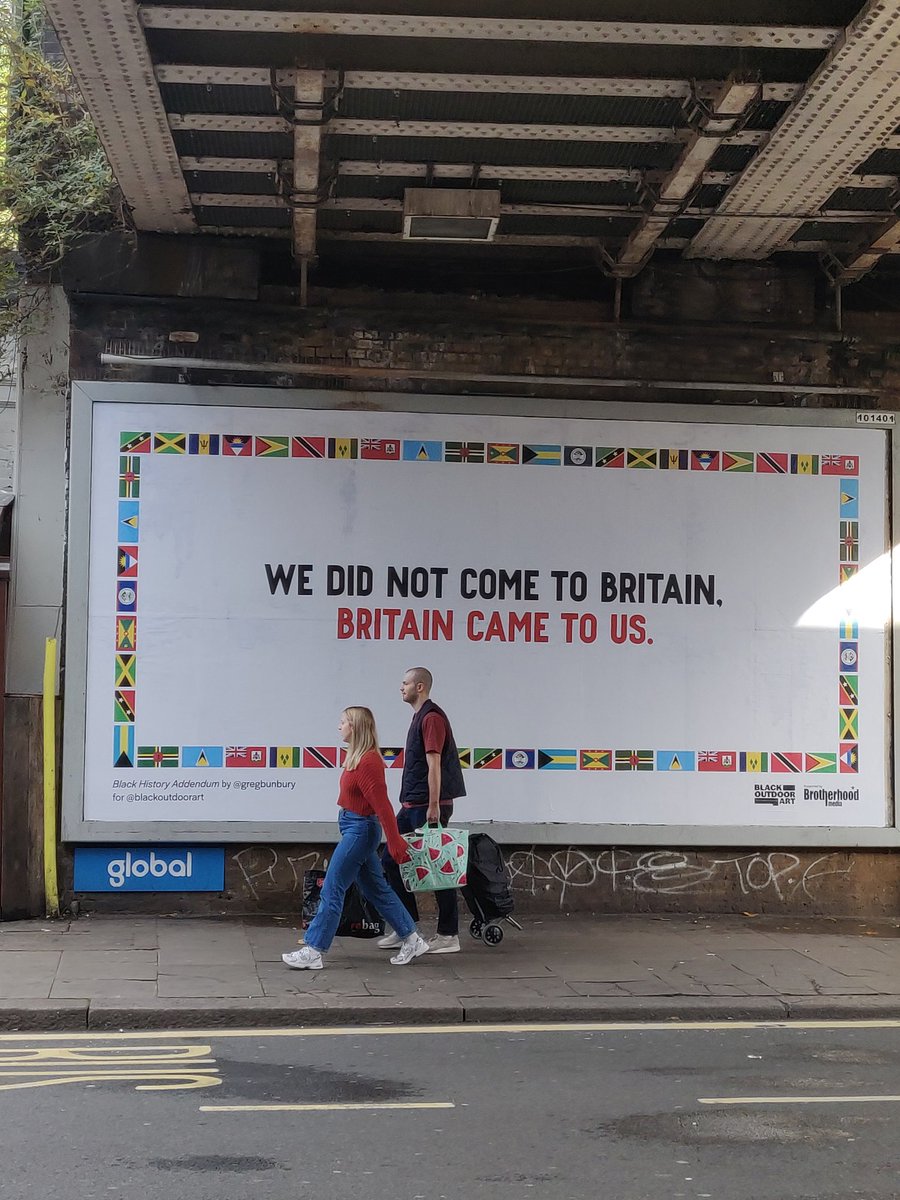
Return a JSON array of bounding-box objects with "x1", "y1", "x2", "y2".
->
[{"x1": 754, "y1": 783, "x2": 796, "y2": 806}]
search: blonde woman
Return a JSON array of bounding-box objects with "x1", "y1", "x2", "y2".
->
[{"x1": 282, "y1": 707, "x2": 429, "y2": 970}]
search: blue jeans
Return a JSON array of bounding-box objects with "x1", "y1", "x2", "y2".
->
[
  {"x1": 305, "y1": 810, "x2": 416, "y2": 954},
  {"x1": 382, "y1": 804, "x2": 458, "y2": 936}
]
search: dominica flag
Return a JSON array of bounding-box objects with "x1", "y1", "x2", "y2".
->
[
  {"x1": 739, "y1": 751, "x2": 768, "y2": 772},
  {"x1": 302, "y1": 746, "x2": 338, "y2": 768},
  {"x1": 120, "y1": 431, "x2": 151, "y2": 453},
  {"x1": 223, "y1": 434, "x2": 253, "y2": 457},
  {"x1": 822, "y1": 454, "x2": 859, "y2": 476},
  {"x1": 580, "y1": 749, "x2": 612, "y2": 771},
  {"x1": 756, "y1": 452, "x2": 788, "y2": 474},
  {"x1": 474, "y1": 747, "x2": 502, "y2": 769},
  {"x1": 505, "y1": 749, "x2": 536, "y2": 770},
  {"x1": 403, "y1": 440, "x2": 442, "y2": 462},
  {"x1": 137, "y1": 746, "x2": 179, "y2": 768},
  {"x1": 381, "y1": 747, "x2": 404, "y2": 769},
  {"x1": 656, "y1": 751, "x2": 696, "y2": 772},
  {"x1": 119, "y1": 456, "x2": 140, "y2": 498},
  {"x1": 791, "y1": 453, "x2": 818, "y2": 475},
  {"x1": 328, "y1": 438, "x2": 358, "y2": 460},
  {"x1": 660, "y1": 449, "x2": 690, "y2": 470},
  {"x1": 188, "y1": 434, "x2": 220, "y2": 455},
  {"x1": 539, "y1": 749, "x2": 578, "y2": 770},
  {"x1": 117, "y1": 545, "x2": 138, "y2": 578},
  {"x1": 840, "y1": 742, "x2": 859, "y2": 772},
  {"x1": 840, "y1": 564, "x2": 858, "y2": 583},
  {"x1": 626, "y1": 448, "x2": 658, "y2": 469},
  {"x1": 113, "y1": 688, "x2": 136, "y2": 724},
  {"x1": 595, "y1": 447, "x2": 625, "y2": 468},
  {"x1": 563, "y1": 446, "x2": 592, "y2": 467},
  {"x1": 116, "y1": 616, "x2": 137, "y2": 652},
  {"x1": 153, "y1": 433, "x2": 186, "y2": 454},
  {"x1": 691, "y1": 450, "x2": 719, "y2": 471},
  {"x1": 771, "y1": 751, "x2": 803, "y2": 773},
  {"x1": 839, "y1": 707, "x2": 859, "y2": 739},
  {"x1": 522, "y1": 444, "x2": 561, "y2": 466},
  {"x1": 445, "y1": 441, "x2": 485, "y2": 464},
  {"x1": 458, "y1": 748, "x2": 471, "y2": 769},
  {"x1": 292, "y1": 436, "x2": 326, "y2": 458},
  {"x1": 116, "y1": 581, "x2": 137, "y2": 613},
  {"x1": 270, "y1": 746, "x2": 301, "y2": 768},
  {"x1": 614, "y1": 749, "x2": 653, "y2": 771},
  {"x1": 118, "y1": 501, "x2": 140, "y2": 542},
  {"x1": 487, "y1": 443, "x2": 519, "y2": 464},
  {"x1": 115, "y1": 653, "x2": 136, "y2": 688},
  {"x1": 839, "y1": 674, "x2": 859, "y2": 707},
  {"x1": 225, "y1": 746, "x2": 267, "y2": 767},
  {"x1": 805, "y1": 753, "x2": 837, "y2": 773},
  {"x1": 113, "y1": 724, "x2": 134, "y2": 768},
  {"x1": 840, "y1": 520, "x2": 859, "y2": 562},
  {"x1": 182, "y1": 746, "x2": 224, "y2": 768},
  {"x1": 840, "y1": 479, "x2": 859, "y2": 518},
  {"x1": 255, "y1": 436, "x2": 289, "y2": 457},
  {"x1": 698, "y1": 751, "x2": 736, "y2": 771},
  {"x1": 361, "y1": 439, "x2": 400, "y2": 461},
  {"x1": 721, "y1": 451, "x2": 753, "y2": 473}
]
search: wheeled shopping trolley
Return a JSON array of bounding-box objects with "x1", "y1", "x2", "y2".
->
[{"x1": 460, "y1": 832, "x2": 522, "y2": 947}]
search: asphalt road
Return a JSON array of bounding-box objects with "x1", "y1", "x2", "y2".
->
[{"x1": 1, "y1": 1020, "x2": 899, "y2": 1199}]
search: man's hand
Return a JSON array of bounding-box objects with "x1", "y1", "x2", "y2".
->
[{"x1": 426, "y1": 802, "x2": 441, "y2": 825}]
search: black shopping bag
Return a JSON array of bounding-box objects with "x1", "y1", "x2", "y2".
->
[{"x1": 301, "y1": 869, "x2": 385, "y2": 939}]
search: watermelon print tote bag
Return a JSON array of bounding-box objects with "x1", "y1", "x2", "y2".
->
[{"x1": 399, "y1": 826, "x2": 470, "y2": 893}]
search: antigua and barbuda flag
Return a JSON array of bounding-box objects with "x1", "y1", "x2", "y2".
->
[
  {"x1": 822, "y1": 454, "x2": 859, "y2": 476},
  {"x1": 771, "y1": 751, "x2": 803, "y2": 773},
  {"x1": 445, "y1": 441, "x2": 485, "y2": 464},
  {"x1": 153, "y1": 432, "x2": 186, "y2": 454},
  {"x1": 116, "y1": 582, "x2": 137, "y2": 613},
  {"x1": 120, "y1": 431, "x2": 151, "y2": 454},
  {"x1": 117, "y1": 545, "x2": 139, "y2": 578},
  {"x1": 839, "y1": 674, "x2": 859, "y2": 707},
  {"x1": 380, "y1": 747, "x2": 405, "y2": 768},
  {"x1": 255, "y1": 436, "x2": 289, "y2": 457},
  {"x1": 302, "y1": 746, "x2": 338, "y2": 768},
  {"x1": 698, "y1": 751, "x2": 736, "y2": 771},
  {"x1": 292, "y1": 436, "x2": 326, "y2": 458},
  {"x1": 790, "y1": 453, "x2": 818, "y2": 475},
  {"x1": 182, "y1": 746, "x2": 224, "y2": 768},
  {"x1": 223, "y1": 434, "x2": 253, "y2": 457},
  {"x1": 539, "y1": 749, "x2": 577, "y2": 770},
  {"x1": 691, "y1": 450, "x2": 719, "y2": 471},
  {"x1": 505, "y1": 749, "x2": 535, "y2": 770},
  {"x1": 487, "y1": 443, "x2": 519, "y2": 464},
  {"x1": 113, "y1": 724, "x2": 134, "y2": 768},
  {"x1": 739, "y1": 751, "x2": 768, "y2": 772},
  {"x1": 522, "y1": 444, "x2": 561, "y2": 466},
  {"x1": 626, "y1": 448, "x2": 658, "y2": 469},
  {"x1": 119, "y1": 456, "x2": 140, "y2": 498},
  {"x1": 563, "y1": 446, "x2": 592, "y2": 467},
  {"x1": 457, "y1": 747, "x2": 471, "y2": 769},
  {"x1": 656, "y1": 750, "x2": 696, "y2": 772},
  {"x1": 614, "y1": 749, "x2": 653, "y2": 771},
  {"x1": 660, "y1": 449, "x2": 690, "y2": 470},
  {"x1": 805, "y1": 753, "x2": 837, "y2": 773},
  {"x1": 116, "y1": 616, "x2": 136, "y2": 652},
  {"x1": 580, "y1": 749, "x2": 612, "y2": 771},
  {"x1": 361, "y1": 439, "x2": 400, "y2": 461},
  {"x1": 595, "y1": 447, "x2": 625, "y2": 468},
  {"x1": 840, "y1": 641, "x2": 859, "y2": 671},
  {"x1": 839, "y1": 707, "x2": 859, "y2": 739},
  {"x1": 756, "y1": 452, "x2": 788, "y2": 474},
  {"x1": 137, "y1": 746, "x2": 179, "y2": 768},
  {"x1": 840, "y1": 479, "x2": 859, "y2": 518},
  {"x1": 113, "y1": 689, "x2": 136, "y2": 724},
  {"x1": 839, "y1": 742, "x2": 859, "y2": 772},
  {"x1": 188, "y1": 434, "x2": 220, "y2": 455},
  {"x1": 328, "y1": 438, "x2": 358, "y2": 460},
  {"x1": 474, "y1": 747, "x2": 502, "y2": 769},
  {"x1": 403, "y1": 440, "x2": 442, "y2": 462},
  {"x1": 269, "y1": 746, "x2": 300, "y2": 768},
  {"x1": 226, "y1": 745, "x2": 267, "y2": 767},
  {"x1": 118, "y1": 500, "x2": 140, "y2": 542},
  {"x1": 721, "y1": 451, "x2": 753, "y2": 473},
  {"x1": 115, "y1": 653, "x2": 136, "y2": 688}
]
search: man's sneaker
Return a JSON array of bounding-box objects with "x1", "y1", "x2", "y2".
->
[
  {"x1": 427, "y1": 934, "x2": 460, "y2": 955},
  {"x1": 377, "y1": 929, "x2": 404, "y2": 949},
  {"x1": 281, "y1": 946, "x2": 323, "y2": 970},
  {"x1": 390, "y1": 933, "x2": 430, "y2": 966}
]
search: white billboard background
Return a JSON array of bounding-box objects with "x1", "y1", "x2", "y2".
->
[{"x1": 84, "y1": 402, "x2": 889, "y2": 829}]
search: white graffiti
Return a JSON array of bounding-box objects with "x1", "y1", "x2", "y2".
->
[{"x1": 231, "y1": 847, "x2": 325, "y2": 900}]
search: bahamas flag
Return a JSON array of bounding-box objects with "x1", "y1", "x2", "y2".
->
[
  {"x1": 538, "y1": 749, "x2": 577, "y2": 770},
  {"x1": 113, "y1": 724, "x2": 134, "y2": 768}
]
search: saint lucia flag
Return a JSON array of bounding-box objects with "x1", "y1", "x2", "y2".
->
[
  {"x1": 402, "y1": 440, "x2": 443, "y2": 462},
  {"x1": 182, "y1": 746, "x2": 224, "y2": 768}
]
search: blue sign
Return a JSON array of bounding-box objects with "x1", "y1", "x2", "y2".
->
[{"x1": 74, "y1": 846, "x2": 225, "y2": 892}]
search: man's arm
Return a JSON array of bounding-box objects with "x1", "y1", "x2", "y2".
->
[{"x1": 426, "y1": 751, "x2": 442, "y2": 824}]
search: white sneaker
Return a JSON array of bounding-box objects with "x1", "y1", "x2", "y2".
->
[
  {"x1": 282, "y1": 946, "x2": 323, "y2": 970},
  {"x1": 427, "y1": 934, "x2": 460, "y2": 955},
  {"x1": 377, "y1": 929, "x2": 404, "y2": 949},
  {"x1": 390, "y1": 933, "x2": 430, "y2": 966}
]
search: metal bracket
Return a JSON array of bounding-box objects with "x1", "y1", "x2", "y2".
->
[
  {"x1": 683, "y1": 78, "x2": 761, "y2": 134},
  {"x1": 269, "y1": 68, "x2": 344, "y2": 126}
]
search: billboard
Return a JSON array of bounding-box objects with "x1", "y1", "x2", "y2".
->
[{"x1": 69, "y1": 394, "x2": 891, "y2": 838}]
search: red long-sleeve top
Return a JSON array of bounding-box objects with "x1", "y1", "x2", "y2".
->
[{"x1": 338, "y1": 749, "x2": 409, "y2": 862}]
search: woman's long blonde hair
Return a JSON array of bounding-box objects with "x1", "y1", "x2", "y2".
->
[{"x1": 343, "y1": 706, "x2": 379, "y2": 771}]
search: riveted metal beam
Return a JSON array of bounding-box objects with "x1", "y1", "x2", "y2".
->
[{"x1": 291, "y1": 69, "x2": 326, "y2": 263}]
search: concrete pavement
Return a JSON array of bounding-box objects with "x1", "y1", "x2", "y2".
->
[{"x1": 0, "y1": 912, "x2": 899, "y2": 1030}]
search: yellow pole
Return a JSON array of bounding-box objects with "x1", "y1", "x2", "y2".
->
[{"x1": 42, "y1": 637, "x2": 59, "y2": 919}]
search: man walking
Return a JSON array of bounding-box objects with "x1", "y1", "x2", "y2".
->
[{"x1": 380, "y1": 666, "x2": 466, "y2": 954}]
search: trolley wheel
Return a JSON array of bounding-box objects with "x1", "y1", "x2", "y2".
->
[
  {"x1": 469, "y1": 919, "x2": 484, "y2": 940},
  {"x1": 482, "y1": 923, "x2": 504, "y2": 946}
]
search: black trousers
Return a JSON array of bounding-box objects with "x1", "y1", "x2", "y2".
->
[{"x1": 381, "y1": 803, "x2": 458, "y2": 936}]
